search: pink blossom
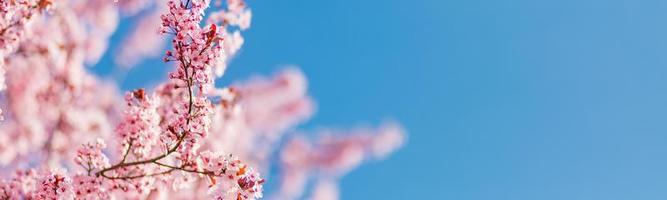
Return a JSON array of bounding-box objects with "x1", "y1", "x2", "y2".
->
[
  {"x1": 0, "y1": 177, "x2": 21, "y2": 200},
  {"x1": 0, "y1": 0, "x2": 404, "y2": 199},
  {"x1": 31, "y1": 169, "x2": 74, "y2": 200},
  {"x1": 235, "y1": 68, "x2": 314, "y2": 134},
  {"x1": 274, "y1": 123, "x2": 406, "y2": 200},
  {"x1": 0, "y1": 0, "x2": 52, "y2": 119},
  {"x1": 0, "y1": 0, "x2": 50, "y2": 55},
  {"x1": 206, "y1": 0, "x2": 252, "y2": 76},
  {"x1": 75, "y1": 139, "x2": 111, "y2": 173},
  {"x1": 72, "y1": 175, "x2": 109, "y2": 200},
  {"x1": 116, "y1": 89, "x2": 161, "y2": 158},
  {"x1": 115, "y1": 3, "x2": 168, "y2": 68},
  {"x1": 0, "y1": 0, "x2": 120, "y2": 167},
  {"x1": 200, "y1": 151, "x2": 265, "y2": 200}
]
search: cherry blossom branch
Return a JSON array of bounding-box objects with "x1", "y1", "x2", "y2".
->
[
  {"x1": 96, "y1": 61, "x2": 194, "y2": 180},
  {"x1": 102, "y1": 168, "x2": 176, "y2": 180},
  {"x1": 96, "y1": 127, "x2": 189, "y2": 179},
  {"x1": 95, "y1": 11, "x2": 213, "y2": 178},
  {"x1": 120, "y1": 139, "x2": 133, "y2": 164},
  {"x1": 152, "y1": 161, "x2": 227, "y2": 176}
]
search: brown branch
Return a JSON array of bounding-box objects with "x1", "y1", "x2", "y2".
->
[
  {"x1": 96, "y1": 35, "x2": 199, "y2": 180},
  {"x1": 101, "y1": 168, "x2": 176, "y2": 180},
  {"x1": 152, "y1": 161, "x2": 222, "y2": 176},
  {"x1": 96, "y1": 130, "x2": 188, "y2": 178},
  {"x1": 120, "y1": 140, "x2": 133, "y2": 164}
]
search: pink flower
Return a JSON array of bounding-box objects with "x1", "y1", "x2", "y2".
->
[
  {"x1": 72, "y1": 175, "x2": 109, "y2": 199},
  {"x1": 116, "y1": 89, "x2": 161, "y2": 158},
  {"x1": 75, "y1": 139, "x2": 111, "y2": 173},
  {"x1": 0, "y1": 0, "x2": 50, "y2": 55},
  {"x1": 206, "y1": 0, "x2": 252, "y2": 77},
  {"x1": 274, "y1": 123, "x2": 406, "y2": 200},
  {"x1": 0, "y1": 179, "x2": 20, "y2": 200},
  {"x1": 31, "y1": 169, "x2": 74, "y2": 200},
  {"x1": 235, "y1": 68, "x2": 314, "y2": 134},
  {"x1": 0, "y1": 0, "x2": 404, "y2": 199}
]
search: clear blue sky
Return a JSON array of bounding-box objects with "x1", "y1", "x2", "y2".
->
[{"x1": 93, "y1": 0, "x2": 667, "y2": 199}]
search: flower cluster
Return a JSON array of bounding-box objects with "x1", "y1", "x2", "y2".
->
[
  {"x1": 117, "y1": 89, "x2": 161, "y2": 158},
  {"x1": 71, "y1": 175, "x2": 108, "y2": 199},
  {"x1": 0, "y1": 169, "x2": 37, "y2": 199},
  {"x1": 162, "y1": 0, "x2": 221, "y2": 94},
  {"x1": 235, "y1": 68, "x2": 314, "y2": 134},
  {"x1": 199, "y1": 151, "x2": 264, "y2": 200},
  {"x1": 0, "y1": 0, "x2": 51, "y2": 119},
  {"x1": 84, "y1": 1, "x2": 265, "y2": 199},
  {"x1": 274, "y1": 123, "x2": 405, "y2": 200},
  {"x1": 31, "y1": 170, "x2": 74, "y2": 199},
  {"x1": 0, "y1": 182, "x2": 18, "y2": 199},
  {"x1": 206, "y1": 0, "x2": 251, "y2": 76},
  {"x1": 75, "y1": 139, "x2": 111, "y2": 174},
  {"x1": 0, "y1": 0, "x2": 51, "y2": 55},
  {"x1": 0, "y1": 0, "x2": 405, "y2": 199},
  {"x1": 0, "y1": 0, "x2": 118, "y2": 166},
  {"x1": 202, "y1": 69, "x2": 315, "y2": 169}
]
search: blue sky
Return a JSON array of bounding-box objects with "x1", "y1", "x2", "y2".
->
[{"x1": 93, "y1": 0, "x2": 667, "y2": 199}]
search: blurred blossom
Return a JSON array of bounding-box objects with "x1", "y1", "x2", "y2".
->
[
  {"x1": 115, "y1": 2, "x2": 167, "y2": 68},
  {"x1": 273, "y1": 123, "x2": 405, "y2": 200}
]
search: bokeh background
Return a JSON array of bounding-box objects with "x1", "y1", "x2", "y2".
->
[{"x1": 92, "y1": 0, "x2": 667, "y2": 199}]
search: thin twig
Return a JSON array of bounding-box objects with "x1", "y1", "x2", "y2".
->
[
  {"x1": 120, "y1": 140, "x2": 133, "y2": 164},
  {"x1": 101, "y1": 169, "x2": 176, "y2": 180}
]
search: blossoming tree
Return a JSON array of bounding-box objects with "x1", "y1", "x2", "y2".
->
[{"x1": 0, "y1": 0, "x2": 405, "y2": 199}]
